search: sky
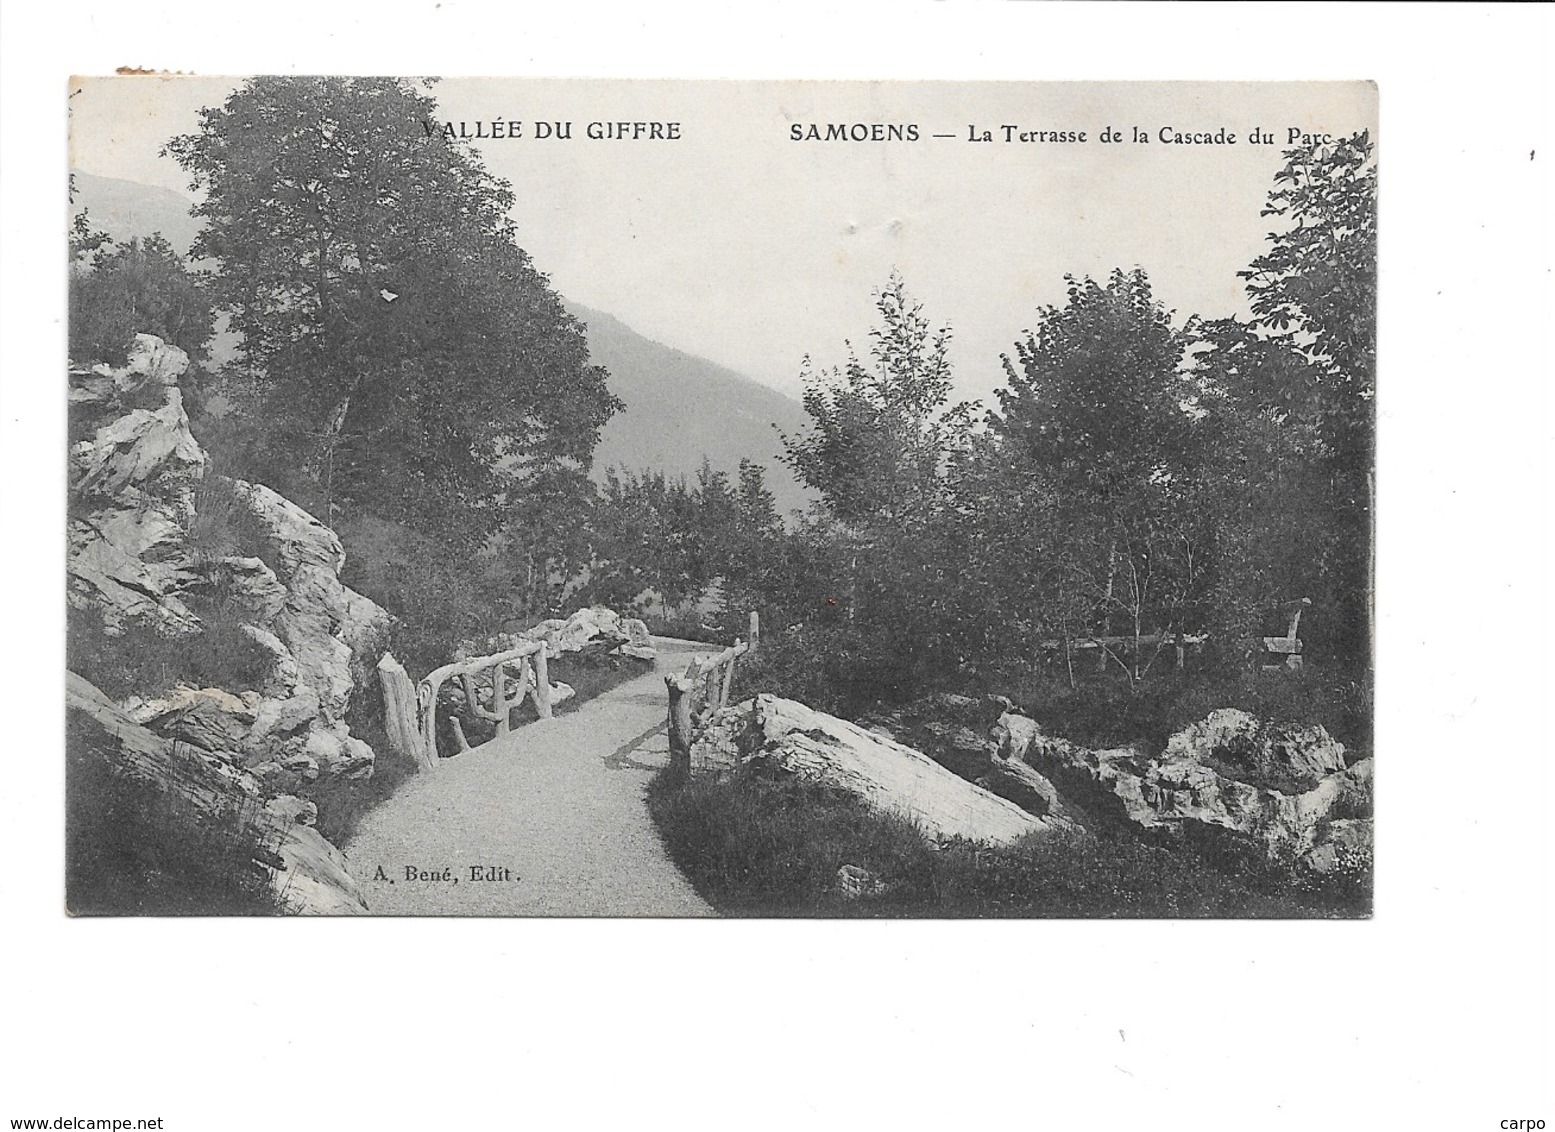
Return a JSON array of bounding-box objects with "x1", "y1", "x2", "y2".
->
[{"x1": 68, "y1": 77, "x2": 1377, "y2": 406}]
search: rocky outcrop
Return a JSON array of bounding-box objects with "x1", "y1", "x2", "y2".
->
[
  {"x1": 1000, "y1": 710, "x2": 1372, "y2": 874},
  {"x1": 68, "y1": 334, "x2": 393, "y2": 910},
  {"x1": 68, "y1": 336, "x2": 207, "y2": 634},
  {"x1": 692, "y1": 694, "x2": 1060, "y2": 846},
  {"x1": 863, "y1": 693, "x2": 1077, "y2": 827},
  {"x1": 1163, "y1": 708, "x2": 1348, "y2": 791},
  {"x1": 69, "y1": 673, "x2": 366, "y2": 915},
  {"x1": 232, "y1": 480, "x2": 391, "y2": 725},
  {"x1": 68, "y1": 337, "x2": 389, "y2": 798},
  {"x1": 460, "y1": 605, "x2": 657, "y2": 672}
]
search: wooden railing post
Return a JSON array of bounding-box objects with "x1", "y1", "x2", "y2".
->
[
  {"x1": 379, "y1": 653, "x2": 435, "y2": 772},
  {"x1": 492, "y1": 659, "x2": 510, "y2": 736},
  {"x1": 666, "y1": 674, "x2": 693, "y2": 779},
  {"x1": 534, "y1": 642, "x2": 552, "y2": 719},
  {"x1": 720, "y1": 639, "x2": 741, "y2": 710}
]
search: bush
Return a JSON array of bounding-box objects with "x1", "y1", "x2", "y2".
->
[
  {"x1": 730, "y1": 623, "x2": 936, "y2": 719},
  {"x1": 69, "y1": 234, "x2": 215, "y2": 367},
  {"x1": 185, "y1": 474, "x2": 275, "y2": 570}
]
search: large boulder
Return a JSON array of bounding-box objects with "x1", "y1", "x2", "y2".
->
[
  {"x1": 691, "y1": 694, "x2": 1060, "y2": 846},
  {"x1": 132, "y1": 686, "x2": 257, "y2": 755},
  {"x1": 618, "y1": 617, "x2": 657, "y2": 661},
  {"x1": 523, "y1": 606, "x2": 631, "y2": 657},
  {"x1": 68, "y1": 672, "x2": 366, "y2": 915},
  {"x1": 864, "y1": 694, "x2": 1074, "y2": 824},
  {"x1": 1164, "y1": 708, "x2": 1347, "y2": 791}
]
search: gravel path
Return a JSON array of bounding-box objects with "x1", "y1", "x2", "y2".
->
[{"x1": 344, "y1": 638, "x2": 714, "y2": 916}]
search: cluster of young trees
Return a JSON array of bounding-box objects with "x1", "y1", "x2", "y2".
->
[{"x1": 684, "y1": 132, "x2": 1376, "y2": 694}]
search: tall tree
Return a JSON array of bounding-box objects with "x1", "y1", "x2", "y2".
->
[
  {"x1": 783, "y1": 275, "x2": 969, "y2": 530},
  {"x1": 1203, "y1": 131, "x2": 1378, "y2": 658},
  {"x1": 781, "y1": 276, "x2": 976, "y2": 669},
  {"x1": 1240, "y1": 130, "x2": 1376, "y2": 476},
  {"x1": 988, "y1": 269, "x2": 1206, "y2": 677},
  {"x1": 166, "y1": 77, "x2": 619, "y2": 547}
]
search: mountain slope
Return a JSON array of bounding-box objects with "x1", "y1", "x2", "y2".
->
[
  {"x1": 70, "y1": 170, "x2": 204, "y2": 256},
  {"x1": 67, "y1": 171, "x2": 815, "y2": 514},
  {"x1": 565, "y1": 301, "x2": 813, "y2": 514}
]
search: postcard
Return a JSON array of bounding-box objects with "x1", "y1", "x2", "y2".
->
[{"x1": 66, "y1": 77, "x2": 1377, "y2": 917}]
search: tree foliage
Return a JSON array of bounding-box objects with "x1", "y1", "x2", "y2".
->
[
  {"x1": 783, "y1": 275, "x2": 971, "y2": 530},
  {"x1": 1240, "y1": 130, "x2": 1376, "y2": 472},
  {"x1": 995, "y1": 268, "x2": 1193, "y2": 496},
  {"x1": 69, "y1": 233, "x2": 215, "y2": 368},
  {"x1": 166, "y1": 76, "x2": 619, "y2": 549}
]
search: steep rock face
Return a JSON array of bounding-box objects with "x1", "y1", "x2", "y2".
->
[
  {"x1": 68, "y1": 673, "x2": 366, "y2": 915},
  {"x1": 691, "y1": 694, "x2": 1060, "y2": 846},
  {"x1": 68, "y1": 336, "x2": 207, "y2": 634},
  {"x1": 68, "y1": 334, "x2": 392, "y2": 907},
  {"x1": 1000, "y1": 710, "x2": 1371, "y2": 873},
  {"x1": 69, "y1": 337, "x2": 389, "y2": 795},
  {"x1": 232, "y1": 480, "x2": 391, "y2": 725}
]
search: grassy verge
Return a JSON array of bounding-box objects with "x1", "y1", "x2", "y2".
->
[{"x1": 647, "y1": 764, "x2": 1365, "y2": 918}]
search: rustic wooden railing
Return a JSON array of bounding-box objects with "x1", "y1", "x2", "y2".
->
[
  {"x1": 1036, "y1": 598, "x2": 1311, "y2": 673},
  {"x1": 665, "y1": 611, "x2": 759, "y2": 777},
  {"x1": 380, "y1": 640, "x2": 554, "y2": 768}
]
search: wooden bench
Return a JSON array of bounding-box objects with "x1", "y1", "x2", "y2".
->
[{"x1": 1261, "y1": 597, "x2": 1310, "y2": 671}]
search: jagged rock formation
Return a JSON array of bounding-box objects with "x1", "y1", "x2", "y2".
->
[
  {"x1": 69, "y1": 335, "x2": 389, "y2": 797},
  {"x1": 773, "y1": 690, "x2": 1370, "y2": 877},
  {"x1": 68, "y1": 673, "x2": 366, "y2": 915},
  {"x1": 460, "y1": 605, "x2": 656, "y2": 663},
  {"x1": 68, "y1": 335, "x2": 209, "y2": 633},
  {"x1": 998, "y1": 709, "x2": 1372, "y2": 875},
  {"x1": 691, "y1": 694, "x2": 1062, "y2": 845},
  {"x1": 67, "y1": 334, "x2": 392, "y2": 911}
]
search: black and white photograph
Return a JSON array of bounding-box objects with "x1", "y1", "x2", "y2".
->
[
  {"x1": 66, "y1": 77, "x2": 1378, "y2": 919},
  {"x1": 4, "y1": 3, "x2": 1550, "y2": 1128}
]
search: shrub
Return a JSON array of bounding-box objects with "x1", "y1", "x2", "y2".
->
[
  {"x1": 68, "y1": 233, "x2": 215, "y2": 367},
  {"x1": 185, "y1": 474, "x2": 275, "y2": 570}
]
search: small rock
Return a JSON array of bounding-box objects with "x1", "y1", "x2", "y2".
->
[{"x1": 835, "y1": 864, "x2": 887, "y2": 899}]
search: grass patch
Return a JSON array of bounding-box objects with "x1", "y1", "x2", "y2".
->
[
  {"x1": 66, "y1": 713, "x2": 280, "y2": 916},
  {"x1": 647, "y1": 764, "x2": 1361, "y2": 918},
  {"x1": 67, "y1": 595, "x2": 272, "y2": 702}
]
